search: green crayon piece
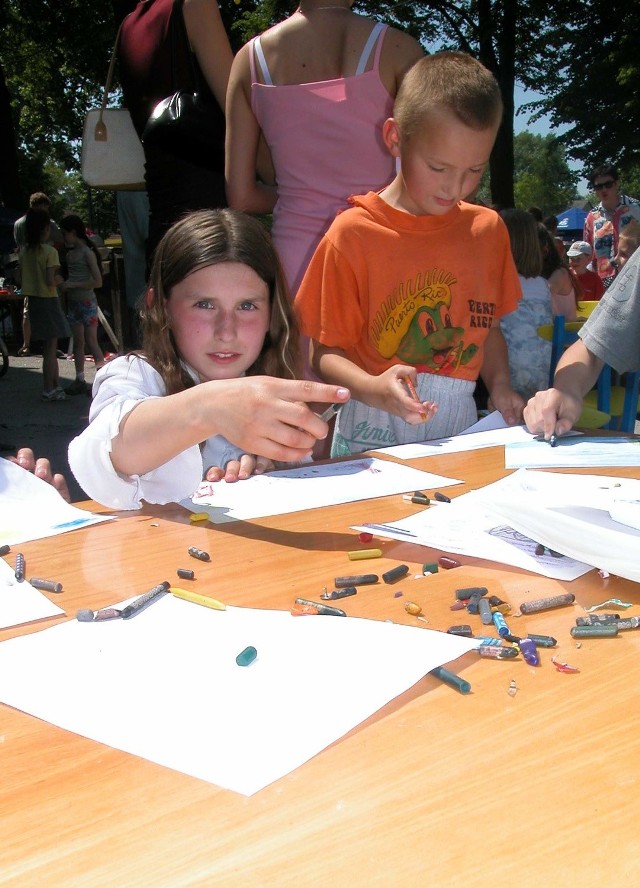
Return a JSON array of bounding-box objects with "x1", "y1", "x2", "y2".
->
[
  {"x1": 570, "y1": 625, "x2": 619, "y2": 638},
  {"x1": 527, "y1": 633, "x2": 557, "y2": 648},
  {"x1": 236, "y1": 646, "x2": 257, "y2": 667},
  {"x1": 429, "y1": 666, "x2": 471, "y2": 694}
]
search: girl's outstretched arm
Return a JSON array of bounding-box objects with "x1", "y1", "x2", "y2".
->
[{"x1": 110, "y1": 377, "x2": 350, "y2": 475}]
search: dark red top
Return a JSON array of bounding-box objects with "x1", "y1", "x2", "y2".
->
[{"x1": 118, "y1": 0, "x2": 218, "y2": 136}]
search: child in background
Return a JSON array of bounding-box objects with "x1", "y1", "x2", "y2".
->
[
  {"x1": 295, "y1": 52, "x2": 524, "y2": 456},
  {"x1": 58, "y1": 214, "x2": 105, "y2": 395},
  {"x1": 538, "y1": 224, "x2": 581, "y2": 320},
  {"x1": 543, "y1": 213, "x2": 566, "y2": 259},
  {"x1": 17, "y1": 208, "x2": 71, "y2": 401},
  {"x1": 68, "y1": 209, "x2": 349, "y2": 509},
  {"x1": 566, "y1": 240, "x2": 604, "y2": 302},
  {"x1": 499, "y1": 209, "x2": 552, "y2": 400},
  {"x1": 613, "y1": 220, "x2": 640, "y2": 272}
]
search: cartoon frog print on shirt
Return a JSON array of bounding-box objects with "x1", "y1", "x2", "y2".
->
[{"x1": 396, "y1": 303, "x2": 478, "y2": 373}]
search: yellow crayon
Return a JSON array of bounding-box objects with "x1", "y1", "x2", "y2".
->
[
  {"x1": 348, "y1": 548, "x2": 383, "y2": 561},
  {"x1": 189, "y1": 512, "x2": 210, "y2": 523},
  {"x1": 171, "y1": 587, "x2": 226, "y2": 610}
]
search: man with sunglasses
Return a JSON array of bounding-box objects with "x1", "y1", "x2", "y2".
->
[{"x1": 583, "y1": 164, "x2": 640, "y2": 289}]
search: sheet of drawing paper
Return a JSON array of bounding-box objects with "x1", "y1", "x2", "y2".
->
[
  {"x1": 352, "y1": 478, "x2": 594, "y2": 580},
  {"x1": 182, "y1": 456, "x2": 462, "y2": 523},
  {"x1": 0, "y1": 597, "x2": 478, "y2": 796},
  {"x1": 0, "y1": 559, "x2": 64, "y2": 629},
  {"x1": 477, "y1": 470, "x2": 640, "y2": 583},
  {"x1": 0, "y1": 459, "x2": 112, "y2": 546},
  {"x1": 374, "y1": 415, "x2": 537, "y2": 460},
  {"x1": 505, "y1": 436, "x2": 640, "y2": 469}
]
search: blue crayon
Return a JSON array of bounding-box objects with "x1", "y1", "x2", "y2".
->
[{"x1": 492, "y1": 611, "x2": 510, "y2": 637}]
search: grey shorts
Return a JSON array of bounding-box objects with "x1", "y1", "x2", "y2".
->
[{"x1": 331, "y1": 373, "x2": 477, "y2": 457}]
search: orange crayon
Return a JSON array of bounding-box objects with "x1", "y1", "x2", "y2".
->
[{"x1": 403, "y1": 375, "x2": 427, "y2": 421}]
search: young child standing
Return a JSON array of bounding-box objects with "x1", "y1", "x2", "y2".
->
[
  {"x1": 17, "y1": 208, "x2": 71, "y2": 401},
  {"x1": 58, "y1": 214, "x2": 105, "y2": 394},
  {"x1": 68, "y1": 209, "x2": 349, "y2": 509},
  {"x1": 295, "y1": 52, "x2": 524, "y2": 455}
]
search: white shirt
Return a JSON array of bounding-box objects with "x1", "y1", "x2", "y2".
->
[{"x1": 68, "y1": 354, "x2": 244, "y2": 509}]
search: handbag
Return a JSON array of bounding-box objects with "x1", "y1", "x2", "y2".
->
[
  {"x1": 81, "y1": 26, "x2": 146, "y2": 190},
  {"x1": 141, "y1": 0, "x2": 225, "y2": 170}
]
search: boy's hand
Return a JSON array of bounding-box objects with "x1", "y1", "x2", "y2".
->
[
  {"x1": 204, "y1": 455, "x2": 274, "y2": 483},
  {"x1": 489, "y1": 382, "x2": 525, "y2": 426},
  {"x1": 370, "y1": 366, "x2": 438, "y2": 425},
  {"x1": 524, "y1": 388, "x2": 582, "y2": 438}
]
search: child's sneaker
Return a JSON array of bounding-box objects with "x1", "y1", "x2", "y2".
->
[{"x1": 41, "y1": 387, "x2": 70, "y2": 402}]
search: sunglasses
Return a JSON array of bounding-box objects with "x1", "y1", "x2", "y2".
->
[{"x1": 593, "y1": 180, "x2": 616, "y2": 191}]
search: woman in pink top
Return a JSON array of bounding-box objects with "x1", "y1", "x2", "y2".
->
[{"x1": 225, "y1": 0, "x2": 423, "y2": 295}]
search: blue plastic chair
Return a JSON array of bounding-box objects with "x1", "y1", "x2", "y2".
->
[
  {"x1": 538, "y1": 315, "x2": 584, "y2": 387},
  {"x1": 539, "y1": 315, "x2": 639, "y2": 432},
  {"x1": 589, "y1": 365, "x2": 640, "y2": 433}
]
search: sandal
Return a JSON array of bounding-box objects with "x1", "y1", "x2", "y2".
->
[
  {"x1": 41, "y1": 387, "x2": 70, "y2": 402},
  {"x1": 17, "y1": 346, "x2": 31, "y2": 357}
]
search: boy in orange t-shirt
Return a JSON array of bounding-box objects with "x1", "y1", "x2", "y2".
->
[{"x1": 295, "y1": 52, "x2": 523, "y2": 456}]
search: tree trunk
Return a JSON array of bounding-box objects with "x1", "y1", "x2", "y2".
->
[
  {"x1": 476, "y1": 0, "x2": 517, "y2": 209},
  {"x1": 0, "y1": 64, "x2": 23, "y2": 211}
]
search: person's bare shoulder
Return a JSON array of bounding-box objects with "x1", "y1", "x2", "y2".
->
[{"x1": 379, "y1": 27, "x2": 424, "y2": 94}]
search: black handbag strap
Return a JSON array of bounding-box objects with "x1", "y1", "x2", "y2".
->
[{"x1": 170, "y1": 0, "x2": 203, "y2": 94}]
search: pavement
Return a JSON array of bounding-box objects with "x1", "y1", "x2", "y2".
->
[{"x1": 0, "y1": 350, "x2": 98, "y2": 502}]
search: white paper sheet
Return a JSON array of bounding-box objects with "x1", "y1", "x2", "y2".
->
[
  {"x1": 0, "y1": 597, "x2": 478, "y2": 795},
  {"x1": 0, "y1": 458, "x2": 112, "y2": 546},
  {"x1": 505, "y1": 436, "x2": 640, "y2": 468},
  {"x1": 476, "y1": 470, "x2": 640, "y2": 583},
  {"x1": 0, "y1": 559, "x2": 65, "y2": 629},
  {"x1": 352, "y1": 480, "x2": 594, "y2": 580},
  {"x1": 374, "y1": 414, "x2": 535, "y2": 460},
  {"x1": 181, "y1": 457, "x2": 462, "y2": 523}
]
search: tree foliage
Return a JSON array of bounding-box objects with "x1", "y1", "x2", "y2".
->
[
  {"x1": 0, "y1": 0, "x2": 636, "y2": 233},
  {"x1": 523, "y1": 1, "x2": 639, "y2": 179},
  {"x1": 513, "y1": 132, "x2": 577, "y2": 215}
]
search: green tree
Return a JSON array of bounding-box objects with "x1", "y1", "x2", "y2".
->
[
  {"x1": 2, "y1": 0, "x2": 632, "y2": 222},
  {"x1": 522, "y1": 0, "x2": 639, "y2": 179},
  {"x1": 513, "y1": 132, "x2": 578, "y2": 214}
]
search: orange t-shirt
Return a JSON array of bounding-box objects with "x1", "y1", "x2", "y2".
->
[{"x1": 295, "y1": 192, "x2": 521, "y2": 381}]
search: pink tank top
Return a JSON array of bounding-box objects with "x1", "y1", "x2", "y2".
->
[{"x1": 250, "y1": 22, "x2": 395, "y2": 294}]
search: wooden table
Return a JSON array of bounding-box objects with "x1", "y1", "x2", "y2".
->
[{"x1": 2, "y1": 448, "x2": 640, "y2": 887}]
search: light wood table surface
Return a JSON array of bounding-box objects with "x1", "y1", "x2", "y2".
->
[{"x1": 2, "y1": 448, "x2": 640, "y2": 887}]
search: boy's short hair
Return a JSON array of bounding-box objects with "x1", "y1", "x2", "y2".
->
[
  {"x1": 394, "y1": 51, "x2": 503, "y2": 138},
  {"x1": 28, "y1": 192, "x2": 51, "y2": 209}
]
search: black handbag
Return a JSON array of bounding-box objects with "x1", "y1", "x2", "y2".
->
[{"x1": 142, "y1": 0, "x2": 225, "y2": 170}]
